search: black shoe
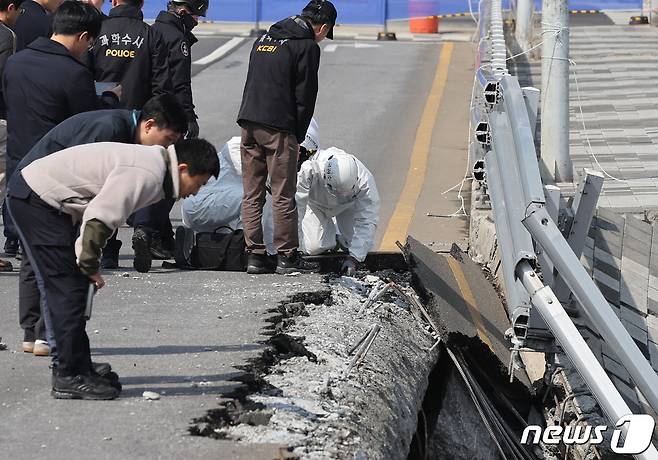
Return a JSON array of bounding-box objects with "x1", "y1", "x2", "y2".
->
[
  {"x1": 100, "y1": 240, "x2": 122, "y2": 269},
  {"x1": 92, "y1": 362, "x2": 122, "y2": 392},
  {"x1": 149, "y1": 234, "x2": 174, "y2": 260},
  {"x1": 247, "y1": 253, "x2": 272, "y2": 274},
  {"x1": 51, "y1": 372, "x2": 120, "y2": 400},
  {"x1": 132, "y1": 228, "x2": 152, "y2": 273},
  {"x1": 276, "y1": 251, "x2": 320, "y2": 275},
  {"x1": 4, "y1": 238, "x2": 18, "y2": 257}
]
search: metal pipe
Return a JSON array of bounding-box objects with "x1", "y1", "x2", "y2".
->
[
  {"x1": 516, "y1": 260, "x2": 658, "y2": 460},
  {"x1": 500, "y1": 76, "x2": 545, "y2": 206},
  {"x1": 485, "y1": 150, "x2": 531, "y2": 337},
  {"x1": 515, "y1": 0, "x2": 534, "y2": 52},
  {"x1": 540, "y1": 0, "x2": 572, "y2": 181},
  {"x1": 523, "y1": 206, "x2": 658, "y2": 415}
]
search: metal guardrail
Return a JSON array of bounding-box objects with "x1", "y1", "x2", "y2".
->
[{"x1": 473, "y1": 1, "x2": 658, "y2": 457}]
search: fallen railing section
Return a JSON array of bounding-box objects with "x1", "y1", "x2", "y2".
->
[{"x1": 471, "y1": 1, "x2": 658, "y2": 457}]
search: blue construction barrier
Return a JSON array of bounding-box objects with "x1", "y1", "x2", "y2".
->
[{"x1": 139, "y1": 1, "x2": 643, "y2": 24}]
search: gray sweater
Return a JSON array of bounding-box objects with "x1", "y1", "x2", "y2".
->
[{"x1": 22, "y1": 142, "x2": 179, "y2": 275}]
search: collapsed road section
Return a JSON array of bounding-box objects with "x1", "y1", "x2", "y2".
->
[{"x1": 189, "y1": 239, "x2": 548, "y2": 459}]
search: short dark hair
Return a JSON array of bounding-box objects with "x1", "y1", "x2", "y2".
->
[
  {"x1": 175, "y1": 138, "x2": 219, "y2": 178},
  {"x1": 116, "y1": 0, "x2": 143, "y2": 7},
  {"x1": 139, "y1": 95, "x2": 188, "y2": 134},
  {"x1": 0, "y1": 0, "x2": 25, "y2": 12},
  {"x1": 53, "y1": 2, "x2": 102, "y2": 38}
]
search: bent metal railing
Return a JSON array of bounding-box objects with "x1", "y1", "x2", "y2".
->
[{"x1": 472, "y1": 1, "x2": 658, "y2": 457}]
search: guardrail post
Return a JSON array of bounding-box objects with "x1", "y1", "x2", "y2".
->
[
  {"x1": 514, "y1": 0, "x2": 534, "y2": 52},
  {"x1": 552, "y1": 170, "x2": 604, "y2": 306},
  {"x1": 540, "y1": 0, "x2": 573, "y2": 182},
  {"x1": 523, "y1": 206, "x2": 658, "y2": 416}
]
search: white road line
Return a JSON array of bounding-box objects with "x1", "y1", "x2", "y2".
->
[
  {"x1": 324, "y1": 42, "x2": 380, "y2": 52},
  {"x1": 193, "y1": 37, "x2": 245, "y2": 65}
]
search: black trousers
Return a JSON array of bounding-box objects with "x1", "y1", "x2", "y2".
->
[
  {"x1": 19, "y1": 256, "x2": 46, "y2": 342},
  {"x1": 2, "y1": 158, "x2": 18, "y2": 240},
  {"x1": 8, "y1": 186, "x2": 91, "y2": 376}
]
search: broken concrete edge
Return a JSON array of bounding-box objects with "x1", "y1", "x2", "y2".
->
[
  {"x1": 187, "y1": 268, "x2": 443, "y2": 459},
  {"x1": 467, "y1": 180, "x2": 621, "y2": 457},
  {"x1": 187, "y1": 287, "x2": 333, "y2": 442}
]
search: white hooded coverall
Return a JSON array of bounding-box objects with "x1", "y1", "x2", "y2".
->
[{"x1": 296, "y1": 148, "x2": 380, "y2": 262}]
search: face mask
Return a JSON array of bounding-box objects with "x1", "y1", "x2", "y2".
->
[{"x1": 180, "y1": 11, "x2": 198, "y2": 30}]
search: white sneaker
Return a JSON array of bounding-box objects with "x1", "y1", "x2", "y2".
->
[{"x1": 33, "y1": 339, "x2": 50, "y2": 357}]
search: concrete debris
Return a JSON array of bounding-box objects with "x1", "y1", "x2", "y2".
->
[
  {"x1": 142, "y1": 391, "x2": 161, "y2": 400},
  {"x1": 202, "y1": 272, "x2": 440, "y2": 459},
  {"x1": 0, "y1": 342, "x2": 7, "y2": 351},
  {"x1": 284, "y1": 272, "x2": 302, "y2": 277},
  {"x1": 121, "y1": 272, "x2": 130, "y2": 277}
]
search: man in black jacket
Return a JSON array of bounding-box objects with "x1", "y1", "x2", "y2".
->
[
  {"x1": 236, "y1": 0, "x2": 336, "y2": 275},
  {"x1": 152, "y1": 0, "x2": 207, "y2": 139},
  {"x1": 3, "y1": 1, "x2": 119, "y2": 356},
  {"x1": 90, "y1": 0, "x2": 171, "y2": 110},
  {"x1": 13, "y1": 0, "x2": 63, "y2": 51},
  {"x1": 14, "y1": 94, "x2": 186, "y2": 366}
]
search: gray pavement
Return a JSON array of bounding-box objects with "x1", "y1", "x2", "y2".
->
[{"x1": 0, "y1": 29, "x2": 476, "y2": 458}]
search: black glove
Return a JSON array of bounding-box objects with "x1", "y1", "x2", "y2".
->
[
  {"x1": 186, "y1": 120, "x2": 199, "y2": 139},
  {"x1": 341, "y1": 256, "x2": 358, "y2": 277}
]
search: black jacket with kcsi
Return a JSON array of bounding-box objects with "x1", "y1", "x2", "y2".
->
[{"x1": 237, "y1": 16, "x2": 321, "y2": 144}]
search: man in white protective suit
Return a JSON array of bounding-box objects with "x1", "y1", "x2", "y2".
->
[
  {"x1": 296, "y1": 147, "x2": 380, "y2": 276},
  {"x1": 180, "y1": 119, "x2": 321, "y2": 257}
]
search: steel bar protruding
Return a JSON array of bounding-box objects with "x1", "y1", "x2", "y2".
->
[
  {"x1": 514, "y1": 0, "x2": 534, "y2": 52},
  {"x1": 540, "y1": 0, "x2": 572, "y2": 181},
  {"x1": 523, "y1": 206, "x2": 658, "y2": 416},
  {"x1": 516, "y1": 261, "x2": 658, "y2": 460}
]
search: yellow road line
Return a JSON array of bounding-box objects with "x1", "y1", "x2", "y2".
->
[
  {"x1": 446, "y1": 256, "x2": 494, "y2": 350},
  {"x1": 379, "y1": 43, "x2": 454, "y2": 251}
]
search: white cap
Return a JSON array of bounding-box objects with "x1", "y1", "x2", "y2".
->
[
  {"x1": 301, "y1": 118, "x2": 320, "y2": 152},
  {"x1": 323, "y1": 151, "x2": 359, "y2": 198}
]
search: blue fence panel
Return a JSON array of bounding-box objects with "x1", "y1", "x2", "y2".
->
[{"x1": 140, "y1": 1, "x2": 644, "y2": 24}]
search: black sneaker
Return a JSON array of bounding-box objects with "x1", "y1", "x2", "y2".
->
[
  {"x1": 132, "y1": 228, "x2": 152, "y2": 273},
  {"x1": 52, "y1": 372, "x2": 120, "y2": 400},
  {"x1": 92, "y1": 362, "x2": 122, "y2": 392},
  {"x1": 247, "y1": 253, "x2": 272, "y2": 274},
  {"x1": 149, "y1": 234, "x2": 174, "y2": 260},
  {"x1": 276, "y1": 251, "x2": 320, "y2": 275},
  {"x1": 4, "y1": 238, "x2": 18, "y2": 257}
]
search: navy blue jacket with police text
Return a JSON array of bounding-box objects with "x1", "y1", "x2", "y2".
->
[
  {"x1": 90, "y1": 4, "x2": 172, "y2": 110},
  {"x1": 237, "y1": 16, "x2": 321, "y2": 144},
  {"x1": 3, "y1": 38, "x2": 117, "y2": 168}
]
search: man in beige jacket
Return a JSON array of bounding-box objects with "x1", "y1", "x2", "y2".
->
[{"x1": 6, "y1": 138, "x2": 219, "y2": 400}]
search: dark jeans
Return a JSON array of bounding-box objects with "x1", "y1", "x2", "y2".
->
[
  {"x1": 240, "y1": 122, "x2": 299, "y2": 256},
  {"x1": 8, "y1": 184, "x2": 91, "y2": 375}
]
